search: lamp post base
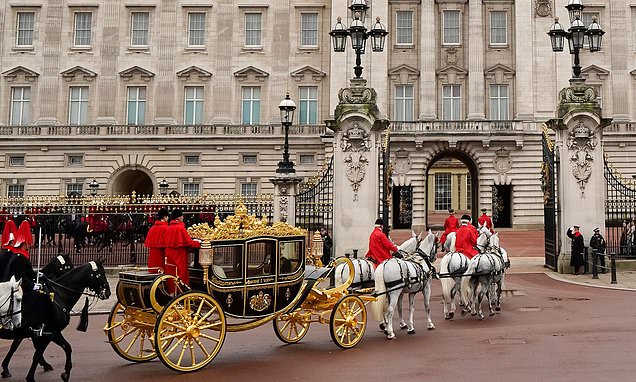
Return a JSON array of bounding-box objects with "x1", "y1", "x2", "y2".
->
[{"x1": 276, "y1": 161, "x2": 296, "y2": 174}]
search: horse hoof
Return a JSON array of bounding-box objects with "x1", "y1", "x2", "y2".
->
[
  {"x1": 407, "y1": 330, "x2": 416, "y2": 335},
  {"x1": 1, "y1": 370, "x2": 10, "y2": 378},
  {"x1": 427, "y1": 325, "x2": 436, "y2": 330},
  {"x1": 399, "y1": 324, "x2": 408, "y2": 330},
  {"x1": 471, "y1": 312, "x2": 477, "y2": 317},
  {"x1": 478, "y1": 314, "x2": 484, "y2": 320},
  {"x1": 489, "y1": 312, "x2": 496, "y2": 317},
  {"x1": 461, "y1": 309, "x2": 469, "y2": 317},
  {"x1": 379, "y1": 323, "x2": 386, "y2": 331},
  {"x1": 387, "y1": 334, "x2": 395, "y2": 340},
  {"x1": 495, "y1": 306, "x2": 501, "y2": 312},
  {"x1": 444, "y1": 315, "x2": 451, "y2": 320},
  {"x1": 61, "y1": 372, "x2": 70, "y2": 382},
  {"x1": 383, "y1": 330, "x2": 388, "y2": 335},
  {"x1": 43, "y1": 364, "x2": 54, "y2": 372},
  {"x1": 448, "y1": 312, "x2": 454, "y2": 320}
]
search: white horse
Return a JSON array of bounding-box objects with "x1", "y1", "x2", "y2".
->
[
  {"x1": 0, "y1": 276, "x2": 22, "y2": 330},
  {"x1": 487, "y1": 233, "x2": 510, "y2": 312},
  {"x1": 460, "y1": 231, "x2": 506, "y2": 320},
  {"x1": 442, "y1": 231, "x2": 457, "y2": 253},
  {"x1": 372, "y1": 230, "x2": 437, "y2": 339}
]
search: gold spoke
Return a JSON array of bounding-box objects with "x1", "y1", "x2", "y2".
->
[
  {"x1": 159, "y1": 331, "x2": 186, "y2": 342},
  {"x1": 194, "y1": 338, "x2": 211, "y2": 358},
  {"x1": 339, "y1": 326, "x2": 347, "y2": 343},
  {"x1": 139, "y1": 330, "x2": 147, "y2": 357},
  {"x1": 334, "y1": 318, "x2": 347, "y2": 324},
  {"x1": 190, "y1": 340, "x2": 196, "y2": 367},
  {"x1": 109, "y1": 320, "x2": 124, "y2": 330},
  {"x1": 176, "y1": 340, "x2": 188, "y2": 367},
  {"x1": 195, "y1": 306, "x2": 217, "y2": 326},
  {"x1": 115, "y1": 327, "x2": 137, "y2": 343},
  {"x1": 291, "y1": 322, "x2": 299, "y2": 338},
  {"x1": 124, "y1": 329, "x2": 141, "y2": 353},
  {"x1": 198, "y1": 321, "x2": 222, "y2": 330},
  {"x1": 198, "y1": 333, "x2": 221, "y2": 343},
  {"x1": 195, "y1": 299, "x2": 205, "y2": 319},
  {"x1": 164, "y1": 336, "x2": 186, "y2": 357},
  {"x1": 351, "y1": 306, "x2": 363, "y2": 317},
  {"x1": 280, "y1": 320, "x2": 291, "y2": 334},
  {"x1": 162, "y1": 320, "x2": 187, "y2": 331}
]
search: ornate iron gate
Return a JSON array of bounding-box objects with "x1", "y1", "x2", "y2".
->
[
  {"x1": 295, "y1": 157, "x2": 334, "y2": 235},
  {"x1": 604, "y1": 159, "x2": 636, "y2": 258},
  {"x1": 542, "y1": 125, "x2": 558, "y2": 270},
  {"x1": 379, "y1": 128, "x2": 391, "y2": 231}
]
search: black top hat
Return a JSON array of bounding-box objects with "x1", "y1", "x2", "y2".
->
[
  {"x1": 158, "y1": 208, "x2": 169, "y2": 219},
  {"x1": 448, "y1": 209, "x2": 455, "y2": 214},
  {"x1": 374, "y1": 218, "x2": 383, "y2": 226},
  {"x1": 460, "y1": 214, "x2": 471, "y2": 222},
  {"x1": 573, "y1": 225, "x2": 580, "y2": 229},
  {"x1": 481, "y1": 208, "x2": 487, "y2": 213},
  {"x1": 593, "y1": 227, "x2": 600, "y2": 232},
  {"x1": 170, "y1": 209, "x2": 184, "y2": 220}
]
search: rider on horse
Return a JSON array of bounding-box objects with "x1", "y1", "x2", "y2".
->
[
  {"x1": 365, "y1": 218, "x2": 398, "y2": 266},
  {"x1": 455, "y1": 215, "x2": 479, "y2": 259},
  {"x1": 440, "y1": 209, "x2": 459, "y2": 248},
  {"x1": 477, "y1": 208, "x2": 495, "y2": 234}
]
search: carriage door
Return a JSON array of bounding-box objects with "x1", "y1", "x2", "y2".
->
[
  {"x1": 492, "y1": 185, "x2": 512, "y2": 228},
  {"x1": 392, "y1": 186, "x2": 413, "y2": 229},
  {"x1": 244, "y1": 238, "x2": 277, "y2": 317}
]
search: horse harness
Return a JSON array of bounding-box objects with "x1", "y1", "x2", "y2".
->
[
  {"x1": 381, "y1": 249, "x2": 437, "y2": 295},
  {"x1": 342, "y1": 259, "x2": 374, "y2": 290}
]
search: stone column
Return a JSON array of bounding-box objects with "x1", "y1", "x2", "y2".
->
[
  {"x1": 270, "y1": 175, "x2": 302, "y2": 225},
  {"x1": 514, "y1": 0, "x2": 534, "y2": 120},
  {"x1": 36, "y1": 0, "x2": 63, "y2": 125},
  {"x1": 418, "y1": 0, "x2": 436, "y2": 120},
  {"x1": 550, "y1": 80, "x2": 611, "y2": 273},
  {"x1": 96, "y1": 0, "x2": 120, "y2": 125},
  {"x1": 467, "y1": 0, "x2": 485, "y2": 120},
  {"x1": 325, "y1": 78, "x2": 389, "y2": 257}
]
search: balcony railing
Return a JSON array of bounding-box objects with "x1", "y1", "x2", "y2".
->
[{"x1": 390, "y1": 120, "x2": 527, "y2": 132}]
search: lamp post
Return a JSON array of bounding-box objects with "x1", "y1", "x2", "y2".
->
[
  {"x1": 88, "y1": 178, "x2": 99, "y2": 196},
  {"x1": 276, "y1": 93, "x2": 297, "y2": 174},
  {"x1": 329, "y1": 0, "x2": 388, "y2": 79},
  {"x1": 159, "y1": 178, "x2": 169, "y2": 196},
  {"x1": 547, "y1": 0, "x2": 605, "y2": 81}
]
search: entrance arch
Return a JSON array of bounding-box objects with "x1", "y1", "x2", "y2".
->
[
  {"x1": 424, "y1": 150, "x2": 479, "y2": 228},
  {"x1": 109, "y1": 166, "x2": 155, "y2": 195}
]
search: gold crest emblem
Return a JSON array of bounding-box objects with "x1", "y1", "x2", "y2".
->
[{"x1": 249, "y1": 291, "x2": 271, "y2": 312}]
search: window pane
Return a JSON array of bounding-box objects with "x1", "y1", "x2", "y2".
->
[
  {"x1": 396, "y1": 11, "x2": 413, "y2": 44},
  {"x1": 299, "y1": 86, "x2": 317, "y2": 124},
  {"x1": 245, "y1": 13, "x2": 262, "y2": 46},
  {"x1": 394, "y1": 85, "x2": 414, "y2": 121},
  {"x1": 74, "y1": 12, "x2": 92, "y2": 46},
  {"x1": 443, "y1": 11, "x2": 460, "y2": 45},
  {"x1": 10, "y1": 87, "x2": 30, "y2": 126},
  {"x1": 490, "y1": 11, "x2": 507, "y2": 45},
  {"x1": 435, "y1": 173, "x2": 452, "y2": 210},
  {"x1": 17, "y1": 12, "x2": 34, "y2": 46},
  {"x1": 301, "y1": 13, "x2": 318, "y2": 46},
  {"x1": 131, "y1": 12, "x2": 149, "y2": 46},
  {"x1": 188, "y1": 13, "x2": 206, "y2": 46}
]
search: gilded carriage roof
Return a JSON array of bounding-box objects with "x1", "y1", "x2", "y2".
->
[{"x1": 187, "y1": 201, "x2": 306, "y2": 241}]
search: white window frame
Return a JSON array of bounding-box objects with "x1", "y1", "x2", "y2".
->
[
  {"x1": 240, "y1": 182, "x2": 258, "y2": 196},
  {"x1": 8, "y1": 155, "x2": 25, "y2": 167},
  {"x1": 434, "y1": 173, "x2": 452, "y2": 211},
  {"x1": 10, "y1": 87, "x2": 30, "y2": 126},
  {"x1": 489, "y1": 84, "x2": 509, "y2": 120},
  {"x1": 242, "y1": 154, "x2": 258, "y2": 164},
  {"x1": 126, "y1": 86, "x2": 146, "y2": 125},
  {"x1": 130, "y1": 12, "x2": 150, "y2": 47},
  {"x1": 442, "y1": 85, "x2": 462, "y2": 120},
  {"x1": 16, "y1": 12, "x2": 35, "y2": 47},
  {"x1": 67, "y1": 154, "x2": 84, "y2": 166},
  {"x1": 241, "y1": 87, "x2": 261, "y2": 125},
  {"x1": 184, "y1": 154, "x2": 200, "y2": 165},
  {"x1": 299, "y1": 154, "x2": 315, "y2": 164},
  {"x1": 300, "y1": 13, "x2": 318, "y2": 47},
  {"x1": 66, "y1": 182, "x2": 84, "y2": 196},
  {"x1": 489, "y1": 11, "x2": 507, "y2": 46},
  {"x1": 396, "y1": 11, "x2": 413, "y2": 45},
  {"x1": 182, "y1": 182, "x2": 200, "y2": 196},
  {"x1": 394, "y1": 84, "x2": 414, "y2": 122},
  {"x1": 68, "y1": 86, "x2": 89, "y2": 125},
  {"x1": 442, "y1": 10, "x2": 460, "y2": 46},
  {"x1": 7, "y1": 184, "x2": 25, "y2": 198},
  {"x1": 73, "y1": 12, "x2": 92, "y2": 47},
  {"x1": 244, "y1": 13, "x2": 262, "y2": 47},
  {"x1": 184, "y1": 86, "x2": 204, "y2": 125},
  {"x1": 299, "y1": 86, "x2": 318, "y2": 124},
  {"x1": 187, "y1": 12, "x2": 206, "y2": 47}
]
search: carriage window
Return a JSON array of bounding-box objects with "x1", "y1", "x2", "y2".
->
[
  {"x1": 211, "y1": 245, "x2": 242, "y2": 279},
  {"x1": 246, "y1": 240, "x2": 275, "y2": 277},
  {"x1": 279, "y1": 241, "x2": 302, "y2": 274}
]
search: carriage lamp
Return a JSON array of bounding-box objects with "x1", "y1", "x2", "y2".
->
[
  {"x1": 276, "y1": 93, "x2": 297, "y2": 175},
  {"x1": 159, "y1": 178, "x2": 169, "y2": 196},
  {"x1": 547, "y1": 0, "x2": 604, "y2": 81},
  {"x1": 199, "y1": 242, "x2": 213, "y2": 282},
  {"x1": 88, "y1": 179, "x2": 99, "y2": 196},
  {"x1": 329, "y1": 0, "x2": 387, "y2": 79},
  {"x1": 311, "y1": 230, "x2": 324, "y2": 267}
]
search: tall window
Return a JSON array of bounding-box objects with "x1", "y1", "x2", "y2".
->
[
  {"x1": 10, "y1": 87, "x2": 30, "y2": 126},
  {"x1": 68, "y1": 86, "x2": 89, "y2": 125},
  {"x1": 245, "y1": 13, "x2": 262, "y2": 47},
  {"x1": 581, "y1": 12, "x2": 600, "y2": 46},
  {"x1": 442, "y1": 85, "x2": 461, "y2": 120},
  {"x1": 66, "y1": 183, "x2": 83, "y2": 196},
  {"x1": 301, "y1": 13, "x2": 318, "y2": 47},
  {"x1": 434, "y1": 173, "x2": 452, "y2": 211},
  {"x1": 188, "y1": 13, "x2": 206, "y2": 47},
  {"x1": 16, "y1": 12, "x2": 35, "y2": 46},
  {"x1": 241, "y1": 182, "x2": 258, "y2": 196},
  {"x1": 127, "y1": 86, "x2": 146, "y2": 125},
  {"x1": 73, "y1": 12, "x2": 92, "y2": 46},
  {"x1": 131, "y1": 12, "x2": 149, "y2": 46},
  {"x1": 394, "y1": 85, "x2": 414, "y2": 121},
  {"x1": 443, "y1": 10, "x2": 460, "y2": 45},
  {"x1": 466, "y1": 176, "x2": 472, "y2": 210},
  {"x1": 396, "y1": 11, "x2": 413, "y2": 45},
  {"x1": 489, "y1": 84, "x2": 509, "y2": 120},
  {"x1": 184, "y1": 86, "x2": 204, "y2": 125},
  {"x1": 241, "y1": 87, "x2": 261, "y2": 124},
  {"x1": 490, "y1": 11, "x2": 507, "y2": 45},
  {"x1": 7, "y1": 184, "x2": 25, "y2": 198},
  {"x1": 183, "y1": 183, "x2": 200, "y2": 196},
  {"x1": 299, "y1": 86, "x2": 317, "y2": 124}
]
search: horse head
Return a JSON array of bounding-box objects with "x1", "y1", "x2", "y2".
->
[
  {"x1": 86, "y1": 259, "x2": 111, "y2": 300},
  {"x1": 42, "y1": 254, "x2": 75, "y2": 279},
  {"x1": 0, "y1": 276, "x2": 22, "y2": 330},
  {"x1": 489, "y1": 233, "x2": 500, "y2": 249},
  {"x1": 476, "y1": 231, "x2": 490, "y2": 253},
  {"x1": 416, "y1": 229, "x2": 437, "y2": 263},
  {"x1": 397, "y1": 234, "x2": 419, "y2": 255}
]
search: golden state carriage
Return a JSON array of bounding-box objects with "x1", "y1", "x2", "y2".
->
[{"x1": 104, "y1": 203, "x2": 372, "y2": 373}]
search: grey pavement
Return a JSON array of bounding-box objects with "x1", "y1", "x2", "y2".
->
[{"x1": 79, "y1": 257, "x2": 636, "y2": 316}]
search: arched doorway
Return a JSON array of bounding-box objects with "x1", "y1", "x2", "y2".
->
[
  {"x1": 110, "y1": 167, "x2": 155, "y2": 195},
  {"x1": 425, "y1": 151, "x2": 479, "y2": 229}
]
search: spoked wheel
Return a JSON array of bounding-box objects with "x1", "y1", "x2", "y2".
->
[
  {"x1": 105, "y1": 303, "x2": 157, "y2": 362},
  {"x1": 273, "y1": 309, "x2": 310, "y2": 344},
  {"x1": 154, "y1": 291, "x2": 226, "y2": 372},
  {"x1": 330, "y1": 295, "x2": 367, "y2": 349}
]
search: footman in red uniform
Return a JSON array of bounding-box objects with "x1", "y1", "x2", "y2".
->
[
  {"x1": 455, "y1": 215, "x2": 479, "y2": 259},
  {"x1": 164, "y1": 209, "x2": 200, "y2": 285},
  {"x1": 366, "y1": 218, "x2": 398, "y2": 266},
  {"x1": 144, "y1": 208, "x2": 169, "y2": 273},
  {"x1": 440, "y1": 209, "x2": 459, "y2": 247}
]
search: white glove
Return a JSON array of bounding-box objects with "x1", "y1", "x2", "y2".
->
[
  {"x1": 193, "y1": 238, "x2": 202, "y2": 243},
  {"x1": 33, "y1": 283, "x2": 42, "y2": 291}
]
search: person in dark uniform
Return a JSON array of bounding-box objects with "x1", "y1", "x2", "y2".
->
[
  {"x1": 567, "y1": 225, "x2": 585, "y2": 275},
  {"x1": 319, "y1": 227, "x2": 333, "y2": 266},
  {"x1": 589, "y1": 227, "x2": 607, "y2": 273}
]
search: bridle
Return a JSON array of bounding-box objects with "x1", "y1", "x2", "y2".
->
[{"x1": 0, "y1": 286, "x2": 20, "y2": 330}]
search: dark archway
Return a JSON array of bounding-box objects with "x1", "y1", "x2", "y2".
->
[
  {"x1": 110, "y1": 168, "x2": 154, "y2": 195},
  {"x1": 425, "y1": 150, "x2": 479, "y2": 229}
]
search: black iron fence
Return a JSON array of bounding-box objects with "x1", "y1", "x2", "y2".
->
[
  {"x1": 0, "y1": 194, "x2": 273, "y2": 266},
  {"x1": 604, "y1": 159, "x2": 636, "y2": 259},
  {"x1": 295, "y1": 157, "x2": 334, "y2": 236}
]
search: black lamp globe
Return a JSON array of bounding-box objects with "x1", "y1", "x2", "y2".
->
[
  {"x1": 586, "y1": 17, "x2": 605, "y2": 52},
  {"x1": 276, "y1": 93, "x2": 297, "y2": 174},
  {"x1": 329, "y1": 17, "x2": 348, "y2": 52},
  {"x1": 278, "y1": 93, "x2": 296, "y2": 124},
  {"x1": 348, "y1": 0, "x2": 369, "y2": 25},
  {"x1": 569, "y1": 15, "x2": 586, "y2": 50},
  {"x1": 565, "y1": 0, "x2": 585, "y2": 23},
  {"x1": 349, "y1": 14, "x2": 367, "y2": 53},
  {"x1": 369, "y1": 17, "x2": 388, "y2": 52},
  {"x1": 88, "y1": 179, "x2": 99, "y2": 196},
  {"x1": 547, "y1": 18, "x2": 565, "y2": 52},
  {"x1": 159, "y1": 178, "x2": 169, "y2": 195}
]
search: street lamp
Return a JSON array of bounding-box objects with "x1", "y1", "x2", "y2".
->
[
  {"x1": 547, "y1": 0, "x2": 605, "y2": 80},
  {"x1": 276, "y1": 93, "x2": 297, "y2": 174},
  {"x1": 329, "y1": 0, "x2": 388, "y2": 79},
  {"x1": 159, "y1": 178, "x2": 169, "y2": 195},
  {"x1": 88, "y1": 178, "x2": 99, "y2": 196}
]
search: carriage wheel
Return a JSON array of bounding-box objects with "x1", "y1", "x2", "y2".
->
[
  {"x1": 106, "y1": 303, "x2": 157, "y2": 362},
  {"x1": 273, "y1": 309, "x2": 310, "y2": 344},
  {"x1": 330, "y1": 295, "x2": 367, "y2": 349},
  {"x1": 154, "y1": 291, "x2": 226, "y2": 372}
]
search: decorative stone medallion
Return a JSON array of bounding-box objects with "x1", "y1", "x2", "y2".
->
[{"x1": 493, "y1": 148, "x2": 512, "y2": 174}]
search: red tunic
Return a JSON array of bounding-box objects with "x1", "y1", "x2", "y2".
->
[
  {"x1": 366, "y1": 227, "x2": 398, "y2": 265},
  {"x1": 440, "y1": 215, "x2": 459, "y2": 245},
  {"x1": 455, "y1": 224, "x2": 479, "y2": 259},
  {"x1": 164, "y1": 220, "x2": 200, "y2": 285},
  {"x1": 144, "y1": 220, "x2": 168, "y2": 273},
  {"x1": 477, "y1": 213, "x2": 494, "y2": 234}
]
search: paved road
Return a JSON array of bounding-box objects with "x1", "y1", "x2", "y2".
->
[{"x1": 2, "y1": 273, "x2": 635, "y2": 382}]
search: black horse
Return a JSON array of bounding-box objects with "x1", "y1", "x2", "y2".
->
[
  {"x1": 1, "y1": 254, "x2": 74, "y2": 378},
  {"x1": 0, "y1": 260, "x2": 110, "y2": 382}
]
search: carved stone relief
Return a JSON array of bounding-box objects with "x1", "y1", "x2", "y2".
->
[
  {"x1": 535, "y1": 0, "x2": 552, "y2": 17},
  {"x1": 566, "y1": 121, "x2": 598, "y2": 196},
  {"x1": 493, "y1": 148, "x2": 512, "y2": 174},
  {"x1": 340, "y1": 122, "x2": 372, "y2": 201},
  {"x1": 393, "y1": 149, "x2": 412, "y2": 175}
]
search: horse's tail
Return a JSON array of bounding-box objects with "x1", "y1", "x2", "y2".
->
[
  {"x1": 460, "y1": 260, "x2": 478, "y2": 306},
  {"x1": 370, "y1": 262, "x2": 387, "y2": 323},
  {"x1": 440, "y1": 254, "x2": 454, "y2": 301}
]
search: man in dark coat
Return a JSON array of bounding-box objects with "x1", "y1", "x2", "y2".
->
[
  {"x1": 320, "y1": 227, "x2": 333, "y2": 266},
  {"x1": 567, "y1": 225, "x2": 585, "y2": 275},
  {"x1": 589, "y1": 227, "x2": 607, "y2": 273}
]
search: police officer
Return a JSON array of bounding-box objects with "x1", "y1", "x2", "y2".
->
[{"x1": 589, "y1": 227, "x2": 607, "y2": 274}]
